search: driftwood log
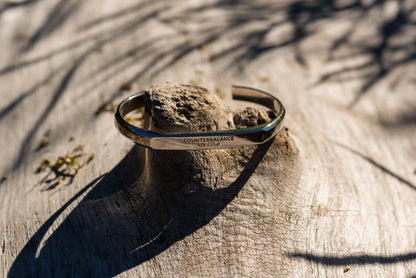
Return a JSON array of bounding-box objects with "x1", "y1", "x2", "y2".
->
[{"x1": 1, "y1": 0, "x2": 416, "y2": 277}]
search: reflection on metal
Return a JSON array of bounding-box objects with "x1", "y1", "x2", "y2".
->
[{"x1": 115, "y1": 86, "x2": 285, "y2": 150}]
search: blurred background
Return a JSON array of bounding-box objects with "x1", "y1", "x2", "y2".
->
[{"x1": 0, "y1": 0, "x2": 415, "y2": 173}]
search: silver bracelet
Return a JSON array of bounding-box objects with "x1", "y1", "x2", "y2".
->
[{"x1": 115, "y1": 85, "x2": 285, "y2": 150}]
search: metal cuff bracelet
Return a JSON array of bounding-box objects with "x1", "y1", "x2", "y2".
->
[{"x1": 115, "y1": 85, "x2": 285, "y2": 150}]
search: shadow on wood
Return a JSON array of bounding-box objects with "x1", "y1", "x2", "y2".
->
[
  {"x1": 289, "y1": 252, "x2": 416, "y2": 265},
  {"x1": 332, "y1": 141, "x2": 416, "y2": 192},
  {"x1": 1, "y1": 0, "x2": 414, "y2": 172},
  {"x1": 8, "y1": 140, "x2": 272, "y2": 277}
]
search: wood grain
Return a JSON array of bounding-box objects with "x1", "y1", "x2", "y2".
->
[{"x1": 1, "y1": 0, "x2": 415, "y2": 277}]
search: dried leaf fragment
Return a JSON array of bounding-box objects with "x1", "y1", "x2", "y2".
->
[
  {"x1": 37, "y1": 159, "x2": 51, "y2": 173},
  {"x1": 196, "y1": 43, "x2": 205, "y2": 50},
  {"x1": 259, "y1": 76, "x2": 270, "y2": 82},
  {"x1": 126, "y1": 49, "x2": 135, "y2": 56},
  {"x1": 316, "y1": 204, "x2": 329, "y2": 216},
  {"x1": 36, "y1": 129, "x2": 52, "y2": 151},
  {"x1": 189, "y1": 79, "x2": 202, "y2": 87},
  {"x1": 96, "y1": 101, "x2": 117, "y2": 114},
  {"x1": 36, "y1": 144, "x2": 95, "y2": 189},
  {"x1": 36, "y1": 139, "x2": 49, "y2": 150},
  {"x1": 119, "y1": 83, "x2": 133, "y2": 91},
  {"x1": 95, "y1": 45, "x2": 104, "y2": 53},
  {"x1": 0, "y1": 174, "x2": 8, "y2": 184},
  {"x1": 87, "y1": 153, "x2": 95, "y2": 164},
  {"x1": 343, "y1": 266, "x2": 351, "y2": 273},
  {"x1": 209, "y1": 53, "x2": 217, "y2": 61},
  {"x1": 44, "y1": 129, "x2": 52, "y2": 137},
  {"x1": 15, "y1": 32, "x2": 29, "y2": 41},
  {"x1": 194, "y1": 69, "x2": 204, "y2": 75},
  {"x1": 73, "y1": 144, "x2": 85, "y2": 152}
]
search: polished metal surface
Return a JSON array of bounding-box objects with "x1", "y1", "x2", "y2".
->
[{"x1": 115, "y1": 85, "x2": 285, "y2": 150}]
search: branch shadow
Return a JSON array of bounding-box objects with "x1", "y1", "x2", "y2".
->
[
  {"x1": 0, "y1": 1, "x2": 163, "y2": 77},
  {"x1": 288, "y1": 141, "x2": 416, "y2": 269},
  {"x1": 310, "y1": 0, "x2": 416, "y2": 107},
  {"x1": 0, "y1": 0, "x2": 39, "y2": 16},
  {"x1": 84, "y1": 0, "x2": 415, "y2": 107},
  {"x1": 332, "y1": 141, "x2": 416, "y2": 192},
  {"x1": 289, "y1": 252, "x2": 416, "y2": 265},
  {"x1": 7, "y1": 2, "x2": 167, "y2": 169},
  {"x1": 12, "y1": 51, "x2": 90, "y2": 169},
  {"x1": 0, "y1": 69, "x2": 61, "y2": 121},
  {"x1": 3, "y1": 0, "x2": 415, "y2": 177},
  {"x1": 3, "y1": 0, "x2": 415, "y2": 113},
  {"x1": 379, "y1": 108, "x2": 416, "y2": 128},
  {"x1": 78, "y1": 1, "x2": 156, "y2": 31},
  {"x1": 8, "y1": 140, "x2": 272, "y2": 277},
  {"x1": 20, "y1": 0, "x2": 82, "y2": 53},
  {"x1": 3, "y1": 1, "x2": 415, "y2": 275}
]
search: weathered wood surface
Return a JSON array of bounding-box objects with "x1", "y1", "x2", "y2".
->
[{"x1": 1, "y1": 0, "x2": 415, "y2": 277}]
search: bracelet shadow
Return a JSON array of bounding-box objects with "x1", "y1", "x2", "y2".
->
[{"x1": 8, "y1": 140, "x2": 272, "y2": 277}]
